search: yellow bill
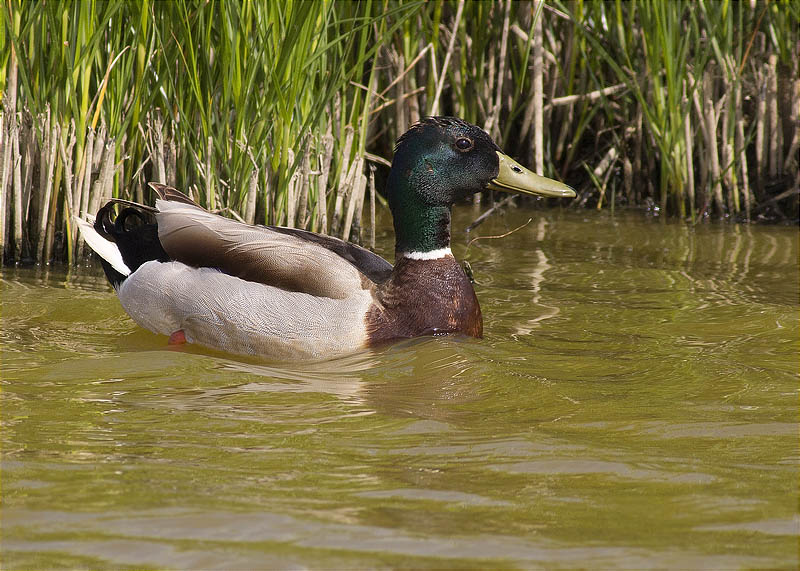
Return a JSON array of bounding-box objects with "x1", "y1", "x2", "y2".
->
[{"x1": 487, "y1": 151, "x2": 576, "y2": 198}]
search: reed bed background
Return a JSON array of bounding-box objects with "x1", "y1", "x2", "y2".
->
[{"x1": 0, "y1": 0, "x2": 797, "y2": 265}]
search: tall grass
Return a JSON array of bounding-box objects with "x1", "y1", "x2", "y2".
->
[{"x1": 0, "y1": 0, "x2": 797, "y2": 265}]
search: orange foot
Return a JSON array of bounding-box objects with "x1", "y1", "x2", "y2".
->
[{"x1": 168, "y1": 329, "x2": 187, "y2": 345}]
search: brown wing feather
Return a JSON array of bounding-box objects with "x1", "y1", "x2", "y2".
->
[
  {"x1": 268, "y1": 226, "x2": 393, "y2": 284},
  {"x1": 148, "y1": 181, "x2": 392, "y2": 284},
  {"x1": 155, "y1": 201, "x2": 375, "y2": 299}
]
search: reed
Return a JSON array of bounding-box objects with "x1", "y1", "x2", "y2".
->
[{"x1": 0, "y1": 0, "x2": 796, "y2": 265}]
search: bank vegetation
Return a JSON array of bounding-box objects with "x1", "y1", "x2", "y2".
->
[{"x1": 1, "y1": 0, "x2": 797, "y2": 265}]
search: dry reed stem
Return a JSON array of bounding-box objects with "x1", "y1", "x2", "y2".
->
[
  {"x1": 58, "y1": 125, "x2": 77, "y2": 265},
  {"x1": 754, "y1": 63, "x2": 767, "y2": 192},
  {"x1": 153, "y1": 113, "x2": 166, "y2": 183},
  {"x1": 683, "y1": 88, "x2": 695, "y2": 215},
  {"x1": 0, "y1": 116, "x2": 11, "y2": 255},
  {"x1": 381, "y1": 44, "x2": 433, "y2": 100},
  {"x1": 286, "y1": 148, "x2": 297, "y2": 228},
  {"x1": 393, "y1": 51, "x2": 407, "y2": 141},
  {"x1": 623, "y1": 156, "x2": 633, "y2": 204},
  {"x1": 633, "y1": 107, "x2": 643, "y2": 203},
  {"x1": 341, "y1": 156, "x2": 364, "y2": 241},
  {"x1": 350, "y1": 170, "x2": 367, "y2": 242},
  {"x1": 689, "y1": 72, "x2": 710, "y2": 200},
  {"x1": 509, "y1": 24, "x2": 558, "y2": 66},
  {"x1": 20, "y1": 118, "x2": 35, "y2": 259},
  {"x1": 720, "y1": 67, "x2": 736, "y2": 213},
  {"x1": 166, "y1": 131, "x2": 176, "y2": 188},
  {"x1": 88, "y1": 141, "x2": 115, "y2": 230},
  {"x1": 593, "y1": 146, "x2": 617, "y2": 209},
  {"x1": 704, "y1": 96, "x2": 724, "y2": 216},
  {"x1": 38, "y1": 122, "x2": 59, "y2": 263},
  {"x1": 243, "y1": 144, "x2": 259, "y2": 225},
  {"x1": 532, "y1": 0, "x2": 544, "y2": 174},
  {"x1": 317, "y1": 131, "x2": 334, "y2": 234},
  {"x1": 783, "y1": 79, "x2": 800, "y2": 174},
  {"x1": 368, "y1": 163, "x2": 376, "y2": 250},
  {"x1": 12, "y1": 124, "x2": 23, "y2": 259},
  {"x1": 553, "y1": 103, "x2": 573, "y2": 164},
  {"x1": 297, "y1": 148, "x2": 311, "y2": 229},
  {"x1": 80, "y1": 132, "x2": 95, "y2": 211},
  {"x1": 548, "y1": 83, "x2": 627, "y2": 108},
  {"x1": 332, "y1": 125, "x2": 354, "y2": 234},
  {"x1": 485, "y1": 0, "x2": 510, "y2": 140},
  {"x1": 466, "y1": 194, "x2": 514, "y2": 232},
  {"x1": 430, "y1": 0, "x2": 463, "y2": 116},
  {"x1": 3, "y1": 42, "x2": 19, "y2": 239},
  {"x1": 205, "y1": 135, "x2": 215, "y2": 211},
  {"x1": 0, "y1": 112, "x2": 4, "y2": 253},
  {"x1": 73, "y1": 137, "x2": 87, "y2": 225},
  {"x1": 767, "y1": 54, "x2": 781, "y2": 178},
  {"x1": 736, "y1": 95, "x2": 751, "y2": 221},
  {"x1": 77, "y1": 128, "x2": 95, "y2": 258}
]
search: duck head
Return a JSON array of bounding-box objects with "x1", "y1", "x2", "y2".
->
[{"x1": 387, "y1": 117, "x2": 575, "y2": 255}]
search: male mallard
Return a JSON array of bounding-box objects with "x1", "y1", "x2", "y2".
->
[{"x1": 76, "y1": 117, "x2": 574, "y2": 360}]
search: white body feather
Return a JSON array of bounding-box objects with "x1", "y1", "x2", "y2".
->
[{"x1": 118, "y1": 261, "x2": 372, "y2": 360}]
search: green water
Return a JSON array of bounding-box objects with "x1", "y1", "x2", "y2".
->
[{"x1": 2, "y1": 208, "x2": 798, "y2": 569}]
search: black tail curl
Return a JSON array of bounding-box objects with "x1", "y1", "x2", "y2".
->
[{"x1": 94, "y1": 201, "x2": 171, "y2": 288}]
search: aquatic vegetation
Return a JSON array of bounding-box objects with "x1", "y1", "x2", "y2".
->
[{"x1": 0, "y1": 0, "x2": 796, "y2": 265}]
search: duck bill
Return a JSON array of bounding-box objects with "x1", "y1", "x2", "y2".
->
[{"x1": 487, "y1": 151, "x2": 576, "y2": 198}]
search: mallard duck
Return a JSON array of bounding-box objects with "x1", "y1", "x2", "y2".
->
[{"x1": 75, "y1": 117, "x2": 575, "y2": 360}]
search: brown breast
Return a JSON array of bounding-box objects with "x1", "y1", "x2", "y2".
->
[{"x1": 364, "y1": 255, "x2": 483, "y2": 345}]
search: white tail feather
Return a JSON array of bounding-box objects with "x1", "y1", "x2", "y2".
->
[{"x1": 73, "y1": 216, "x2": 132, "y2": 276}]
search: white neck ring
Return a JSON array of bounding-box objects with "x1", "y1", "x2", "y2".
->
[{"x1": 401, "y1": 247, "x2": 453, "y2": 260}]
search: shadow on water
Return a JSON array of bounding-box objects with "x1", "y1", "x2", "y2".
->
[{"x1": 1, "y1": 209, "x2": 798, "y2": 569}]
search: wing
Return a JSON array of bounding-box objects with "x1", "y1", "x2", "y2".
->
[
  {"x1": 155, "y1": 200, "x2": 385, "y2": 300},
  {"x1": 149, "y1": 182, "x2": 392, "y2": 289},
  {"x1": 266, "y1": 226, "x2": 393, "y2": 284}
]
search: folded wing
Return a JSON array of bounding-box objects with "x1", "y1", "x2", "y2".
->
[{"x1": 156, "y1": 200, "x2": 386, "y2": 299}]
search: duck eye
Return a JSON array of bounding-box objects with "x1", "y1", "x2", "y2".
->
[
  {"x1": 511, "y1": 165, "x2": 522, "y2": 173},
  {"x1": 455, "y1": 137, "x2": 473, "y2": 151}
]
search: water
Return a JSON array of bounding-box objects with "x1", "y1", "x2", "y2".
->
[{"x1": 2, "y1": 208, "x2": 798, "y2": 569}]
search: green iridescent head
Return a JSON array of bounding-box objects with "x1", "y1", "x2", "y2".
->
[{"x1": 386, "y1": 117, "x2": 575, "y2": 254}]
